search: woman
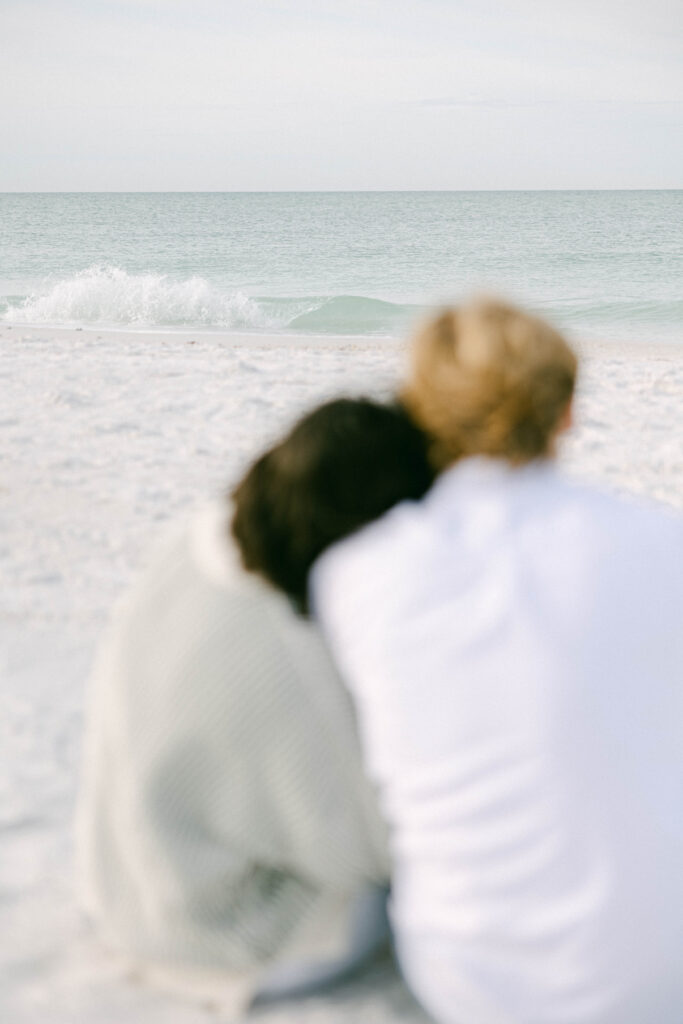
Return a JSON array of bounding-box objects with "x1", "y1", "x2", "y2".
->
[
  {"x1": 243, "y1": 302, "x2": 683, "y2": 1023},
  {"x1": 77, "y1": 398, "x2": 435, "y2": 1013}
]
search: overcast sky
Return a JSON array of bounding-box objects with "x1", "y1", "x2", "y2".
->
[{"x1": 2, "y1": 0, "x2": 682, "y2": 190}]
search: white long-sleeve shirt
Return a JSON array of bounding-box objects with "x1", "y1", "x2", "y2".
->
[{"x1": 312, "y1": 458, "x2": 683, "y2": 1024}]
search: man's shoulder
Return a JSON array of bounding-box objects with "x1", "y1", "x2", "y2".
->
[
  {"x1": 560, "y1": 477, "x2": 683, "y2": 549},
  {"x1": 310, "y1": 497, "x2": 433, "y2": 650},
  {"x1": 315, "y1": 497, "x2": 425, "y2": 586}
]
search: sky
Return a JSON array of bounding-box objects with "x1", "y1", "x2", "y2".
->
[{"x1": 1, "y1": 0, "x2": 682, "y2": 190}]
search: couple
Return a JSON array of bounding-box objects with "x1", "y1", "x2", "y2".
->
[{"x1": 78, "y1": 300, "x2": 683, "y2": 1023}]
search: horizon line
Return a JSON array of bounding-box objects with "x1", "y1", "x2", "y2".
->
[{"x1": 1, "y1": 186, "x2": 681, "y2": 195}]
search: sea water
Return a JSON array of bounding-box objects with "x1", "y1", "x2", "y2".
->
[{"x1": 1, "y1": 191, "x2": 681, "y2": 342}]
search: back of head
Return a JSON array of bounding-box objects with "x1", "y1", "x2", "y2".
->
[
  {"x1": 231, "y1": 398, "x2": 435, "y2": 610},
  {"x1": 402, "y1": 299, "x2": 577, "y2": 467}
]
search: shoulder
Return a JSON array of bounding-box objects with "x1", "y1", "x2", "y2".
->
[
  {"x1": 101, "y1": 500, "x2": 323, "y2": 677},
  {"x1": 556, "y1": 475, "x2": 683, "y2": 558},
  {"x1": 314, "y1": 496, "x2": 423, "y2": 589},
  {"x1": 310, "y1": 496, "x2": 432, "y2": 653}
]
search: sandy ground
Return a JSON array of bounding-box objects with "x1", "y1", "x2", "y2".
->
[{"x1": 1, "y1": 324, "x2": 682, "y2": 1023}]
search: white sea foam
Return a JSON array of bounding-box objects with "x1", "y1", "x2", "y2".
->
[
  {"x1": 2, "y1": 265, "x2": 272, "y2": 329},
  {"x1": 2, "y1": 267, "x2": 419, "y2": 336}
]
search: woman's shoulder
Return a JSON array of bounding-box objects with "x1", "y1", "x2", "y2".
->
[
  {"x1": 133, "y1": 498, "x2": 282, "y2": 607},
  {"x1": 187, "y1": 498, "x2": 252, "y2": 589}
]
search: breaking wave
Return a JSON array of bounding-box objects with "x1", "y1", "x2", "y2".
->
[
  {"x1": 2, "y1": 266, "x2": 271, "y2": 330},
  {"x1": 1, "y1": 266, "x2": 421, "y2": 336}
]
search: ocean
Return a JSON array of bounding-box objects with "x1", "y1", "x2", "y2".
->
[{"x1": 1, "y1": 191, "x2": 681, "y2": 343}]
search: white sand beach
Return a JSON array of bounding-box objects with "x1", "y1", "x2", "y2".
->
[{"x1": 1, "y1": 324, "x2": 682, "y2": 1024}]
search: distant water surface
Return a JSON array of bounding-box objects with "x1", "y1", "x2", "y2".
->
[{"x1": 0, "y1": 191, "x2": 681, "y2": 342}]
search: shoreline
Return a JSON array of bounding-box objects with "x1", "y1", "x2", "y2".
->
[
  {"x1": 0, "y1": 322, "x2": 404, "y2": 351},
  {"x1": 2, "y1": 321, "x2": 682, "y2": 360}
]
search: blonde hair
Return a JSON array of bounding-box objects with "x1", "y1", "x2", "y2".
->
[{"x1": 402, "y1": 299, "x2": 577, "y2": 467}]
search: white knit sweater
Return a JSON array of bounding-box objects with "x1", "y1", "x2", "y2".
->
[{"x1": 76, "y1": 501, "x2": 389, "y2": 1013}]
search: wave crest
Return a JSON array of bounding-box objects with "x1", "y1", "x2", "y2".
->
[
  {"x1": 288, "y1": 295, "x2": 414, "y2": 334},
  {"x1": 2, "y1": 266, "x2": 271, "y2": 329},
  {"x1": 1, "y1": 266, "x2": 424, "y2": 336}
]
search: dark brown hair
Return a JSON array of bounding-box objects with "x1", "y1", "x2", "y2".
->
[{"x1": 231, "y1": 398, "x2": 435, "y2": 611}]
